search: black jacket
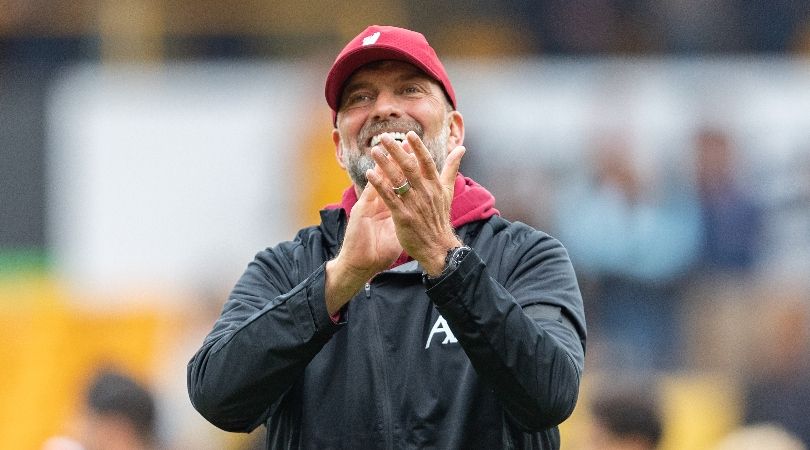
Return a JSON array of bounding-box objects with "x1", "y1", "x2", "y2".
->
[{"x1": 188, "y1": 209, "x2": 586, "y2": 449}]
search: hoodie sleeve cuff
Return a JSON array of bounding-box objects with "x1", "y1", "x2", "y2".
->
[{"x1": 286, "y1": 263, "x2": 343, "y2": 342}]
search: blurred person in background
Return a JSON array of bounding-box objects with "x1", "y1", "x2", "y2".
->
[
  {"x1": 692, "y1": 127, "x2": 763, "y2": 274},
  {"x1": 553, "y1": 132, "x2": 700, "y2": 372},
  {"x1": 187, "y1": 25, "x2": 586, "y2": 450},
  {"x1": 680, "y1": 127, "x2": 765, "y2": 374},
  {"x1": 583, "y1": 382, "x2": 663, "y2": 450},
  {"x1": 80, "y1": 369, "x2": 158, "y2": 450},
  {"x1": 44, "y1": 368, "x2": 159, "y2": 450}
]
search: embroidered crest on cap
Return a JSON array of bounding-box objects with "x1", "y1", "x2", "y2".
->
[{"x1": 362, "y1": 31, "x2": 381, "y2": 46}]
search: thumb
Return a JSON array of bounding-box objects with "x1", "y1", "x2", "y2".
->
[
  {"x1": 353, "y1": 182, "x2": 374, "y2": 209},
  {"x1": 359, "y1": 181, "x2": 379, "y2": 202},
  {"x1": 439, "y1": 146, "x2": 466, "y2": 189}
]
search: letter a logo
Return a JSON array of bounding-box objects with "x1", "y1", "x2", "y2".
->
[{"x1": 425, "y1": 315, "x2": 458, "y2": 349}]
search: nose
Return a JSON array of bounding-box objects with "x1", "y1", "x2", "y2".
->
[{"x1": 370, "y1": 90, "x2": 403, "y2": 121}]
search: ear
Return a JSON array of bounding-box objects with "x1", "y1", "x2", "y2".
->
[
  {"x1": 446, "y1": 110, "x2": 465, "y2": 153},
  {"x1": 333, "y1": 128, "x2": 347, "y2": 170}
]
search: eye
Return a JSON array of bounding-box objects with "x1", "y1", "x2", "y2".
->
[
  {"x1": 343, "y1": 91, "x2": 373, "y2": 107},
  {"x1": 402, "y1": 85, "x2": 422, "y2": 95}
]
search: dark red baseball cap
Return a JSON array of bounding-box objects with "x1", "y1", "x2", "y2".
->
[{"x1": 325, "y1": 25, "x2": 457, "y2": 121}]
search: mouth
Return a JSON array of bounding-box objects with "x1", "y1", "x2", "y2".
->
[{"x1": 369, "y1": 131, "x2": 409, "y2": 148}]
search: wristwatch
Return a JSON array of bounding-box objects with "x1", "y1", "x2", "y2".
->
[{"x1": 423, "y1": 245, "x2": 472, "y2": 287}]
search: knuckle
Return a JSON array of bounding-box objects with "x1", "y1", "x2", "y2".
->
[
  {"x1": 399, "y1": 212, "x2": 414, "y2": 226},
  {"x1": 403, "y1": 156, "x2": 419, "y2": 173}
]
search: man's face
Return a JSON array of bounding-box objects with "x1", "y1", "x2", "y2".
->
[{"x1": 332, "y1": 60, "x2": 462, "y2": 189}]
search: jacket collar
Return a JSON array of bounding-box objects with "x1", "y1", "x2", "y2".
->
[{"x1": 318, "y1": 208, "x2": 346, "y2": 252}]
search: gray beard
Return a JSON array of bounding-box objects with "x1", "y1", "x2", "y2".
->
[{"x1": 341, "y1": 120, "x2": 450, "y2": 190}]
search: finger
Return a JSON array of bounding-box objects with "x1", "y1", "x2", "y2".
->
[
  {"x1": 406, "y1": 131, "x2": 439, "y2": 181},
  {"x1": 365, "y1": 166, "x2": 402, "y2": 210},
  {"x1": 358, "y1": 178, "x2": 377, "y2": 200},
  {"x1": 360, "y1": 177, "x2": 383, "y2": 205},
  {"x1": 381, "y1": 134, "x2": 420, "y2": 181},
  {"x1": 371, "y1": 145, "x2": 407, "y2": 188},
  {"x1": 439, "y1": 145, "x2": 466, "y2": 189}
]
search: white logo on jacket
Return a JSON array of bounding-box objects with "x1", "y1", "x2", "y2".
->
[{"x1": 425, "y1": 315, "x2": 458, "y2": 349}]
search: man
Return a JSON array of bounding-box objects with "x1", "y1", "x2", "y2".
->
[
  {"x1": 585, "y1": 385, "x2": 663, "y2": 450},
  {"x1": 43, "y1": 369, "x2": 158, "y2": 450},
  {"x1": 81, "y1": 370, "x2": 158, "y2": 450},
  {"x1": 188, "y1": 25, "x2": 586, "y2": 449}
]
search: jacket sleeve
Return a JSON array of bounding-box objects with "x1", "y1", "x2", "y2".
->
[
  {"x1": 426, "y1": 230, "x2": 586, "y2": 431},
  {"x1": 187, "y1": 243, "x2": 341, "y2": 432}
]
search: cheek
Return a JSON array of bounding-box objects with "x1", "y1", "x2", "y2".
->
[
  {"x1": 337, "y1": 110, "x2": 367, "y2": 137},
  {"x1": 411, "y1": 98, "x2": 448, "y2": 129}
]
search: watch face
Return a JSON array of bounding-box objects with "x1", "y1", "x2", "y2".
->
[
  {"x1": 425, "y1": 246, "x2": 471, "y2": 286},
  {"x1": 452, "y1": 246, "x2": 471, "y2": 265}
]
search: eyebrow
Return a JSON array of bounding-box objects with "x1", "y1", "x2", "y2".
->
[
  {"x1": 342, "y1": 81, "x2": 373, "y2": 96},
  {"x1": 343, "y1": 69, "x2": 431, "y2": 95}
]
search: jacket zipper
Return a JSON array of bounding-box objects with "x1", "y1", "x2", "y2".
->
[{"x1": 366, "y1": 281, "x2": 394, "y2": 450}]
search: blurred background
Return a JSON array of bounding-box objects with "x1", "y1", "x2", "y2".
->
[{"x1": 2, "y1": 1, "x2": 810, "y2": 449}]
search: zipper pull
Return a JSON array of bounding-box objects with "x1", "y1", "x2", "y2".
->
[{"x1": 364, "y1": 282, "x2": 371, "y2": 298}]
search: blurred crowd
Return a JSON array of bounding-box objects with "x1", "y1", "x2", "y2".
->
[
  {"x1": 466, "y1": 123, "x2": 810, "y2": 448},
  {"x1": 2, "y1": 1, "x2": 810, "y2": 60}
]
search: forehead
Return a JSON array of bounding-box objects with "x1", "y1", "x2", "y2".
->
[{"x1": 343, "y1": 60, "x2": 436, "y2": 89}]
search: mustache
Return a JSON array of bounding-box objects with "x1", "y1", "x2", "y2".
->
[{"x1": 357, "y1": 120, "x2": 424, "y2": 147}]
